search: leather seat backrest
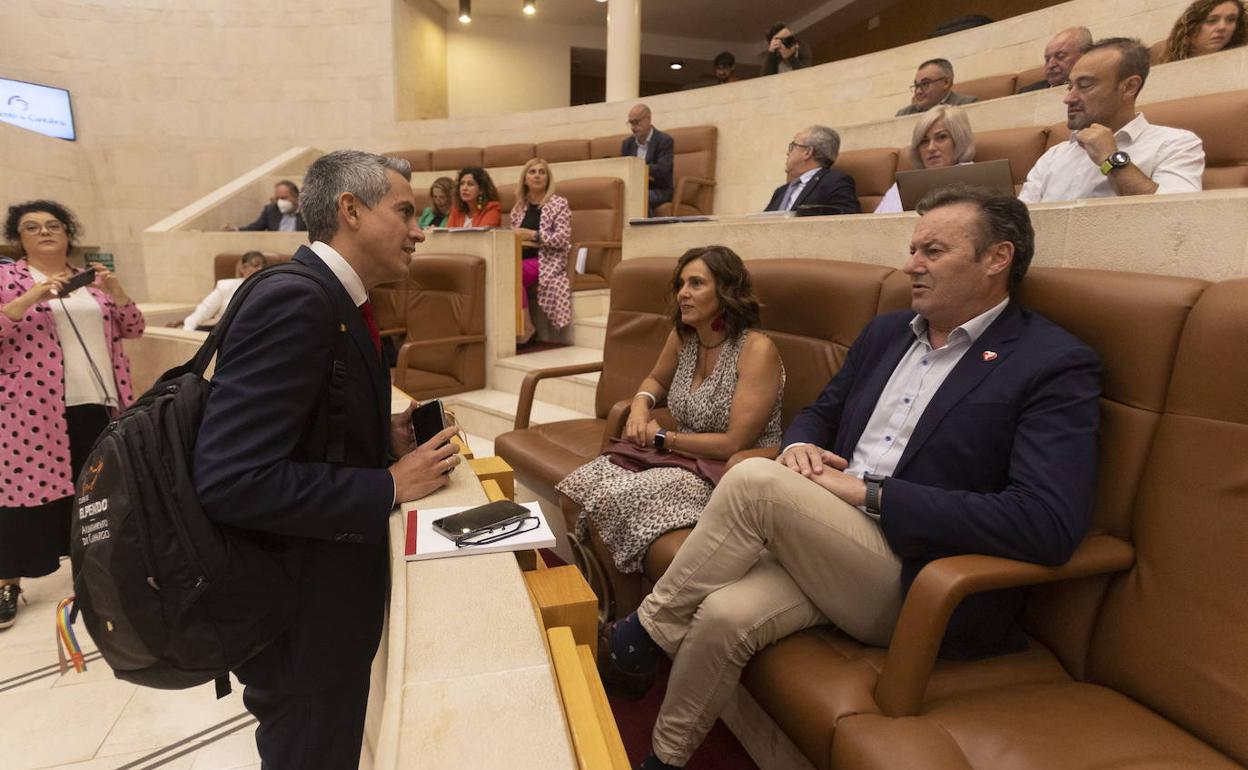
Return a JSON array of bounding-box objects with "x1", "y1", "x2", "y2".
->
[
  {"x1": 559, "y1": 177, "x2": 625, "y2": 282},
  {"x1": 497, "y1": 182, "x2": 519, "y2": 215},
  {"x1": 666, "y1": 126, "x2": 718, "y2": 212},
  {"x1": 1017, "y1": 268, "x2": 1208, "y2": 675},
  {"x1": 483, "y1": 143, "x2": 535, "y2": 168},
  {"x1": 369, "y1": 279, "x2": 405, "y2": 333},
  {"x1": 597, "y1": 258, "x2": 678, "y2": 417},
  {"x1": 431, "y1": 147, "x2": 483, "y2": 172},
  {"x1": 835, "y1": 148, "x2": 900, "y2": 212},
  {"x1": 403, "y1": 254, "x2": 486, "y2": 380},
  {"x1": 390, "y1": 150, "x2": 431, "y2": 172},
  {"x1": 213, "y1": 252, "x2": 292, "y2": 282},
  {"x1": 956, "y1": 73, "x2": 1018, "y2": 101},
  {"x1": 974, "y1": 126, "x2": 1051, "y2": 190},
  {"x1": 590, "y1": 133, "x2": 630, "y2": 159},
  {"x1": 1142, "y1": 90, "x2": 1248, "y2": 189},
  {"x1": 536, "y1": 139, "x2": 590, "y2": 163},
  {"x1": 412, "y1": 186, "x2": 432, "y2": 216},
  {"x1": 1014, "y1": 66, "x2": 1047, "y2": 92},
  {"x1": 1085, "y1": 278, "x2": 1247, "y2": 766},
  {"x1": 749, "y1": 260, "x2": 899, "y2": 427}
]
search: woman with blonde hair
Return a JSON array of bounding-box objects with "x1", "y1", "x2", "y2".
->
[
  {"x1": 875, "y1": 105, "x2": 976, "y2": 214},
  {"x1": 418, "y1": 176, "x2": 454, "y2": 229},
  {"x1": 1162, "y1": 0, "x2": 1245, "y2": 61},
  {"x1": 510, "y1": 158, "x2": 572, "y2": 343}
]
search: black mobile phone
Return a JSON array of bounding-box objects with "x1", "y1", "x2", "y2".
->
[
  {"x1": 410, "y1": 399, "x2": 447, "y2": 446},
  {"x1": 432, "y1": 500, "x2": 531, "y2": 542},
  {"x1": 59, "y1": 269, "x2": 97, "y2": 295}
]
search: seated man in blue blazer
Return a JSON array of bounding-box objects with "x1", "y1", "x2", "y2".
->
[
  {"x1": 195, "y1": 150, "x2": 462, "y2": 769},
  {"x1": 236, "y1": 180, "x2": 307, "y2": 232},
  {"x1": 764, "y1": 125, "x2": 861, "y2": 215},
  {"x1": 622, "y1": 103, "x2": 675, "y2": 216},
  {"x1": 600, "y1": 186, "x2": 1102, "y2": 770}
]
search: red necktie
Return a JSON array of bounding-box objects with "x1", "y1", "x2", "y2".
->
[{"x1": 359, "y1": 300, "x2": 382, "y2": 357}]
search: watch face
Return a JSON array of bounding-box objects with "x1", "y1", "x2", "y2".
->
[{"x1": 1110, "y1": 151, "x2": 1130, "y2": 168}]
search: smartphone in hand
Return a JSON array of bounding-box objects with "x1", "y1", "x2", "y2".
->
[
  {"x1": 58, "y1": 268, "x2": 97, "y2": 295},
  {"x1": 411, "y1": 399, "x2": 448, "y2": 445}
]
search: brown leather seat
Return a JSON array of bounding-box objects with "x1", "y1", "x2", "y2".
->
[
  {"x1": 392, "y1": 254, "x2": 486, "y2": 399},
  {"x1": 956, "y1": 73, "x2": 1018, "y2": 102},
  {"x1": 973, "y1": 126, "x2": 1051, "y2": 192},
  {"x1": 590, "y1": 133, "x2": 630, "y2": 160},
  {"x1": 558, "y1": 176, "x2": 625, "y2": 291},
  {"x1": 1148, "y1": 38, "x2": 1167, "y2": 64},
  {"x1": 483, "y1": 143, "x2": 535, "y2": 168},
  {"x1": 536, "y1": 139, "x2": 590, "y2": 163},
  {"x1": 834, "y1": 148, "x2": 900, "y2": 212},
  {"x1": 1013, "y1": 66, "x2": 1047, "y2": 93},
  {"x1": 712, "y1": 268, "x2": 1214, "y2": 770},
  {"x1": 830, "y1": 276, "x2": 1246, "y2": 770},
  {"x1": 654, "y1": 126, "x2": 718, "y2": 217},
  {"x1": 212, "y1": 251, "x2": 292, "y2": 282},
  {"x1": 390, "y1": 150, "x2": 432, "y2": 173},
  {"x1": 431, "y1": 146, "x2": 484, "y2": 172}
]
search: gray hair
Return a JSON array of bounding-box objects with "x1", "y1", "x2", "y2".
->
[
  {"x1": 919, "y1": 57, "x2": 955, "y2": 79},
  {"x1": 301, "y1": 150, "x2": 412, "y2": 243},
  {"x1": 909, "y1": 105, "x2": 976, "y2": 167},
  {"x1": 804, "y1": 125, "x2": 842, "y2": 167}
]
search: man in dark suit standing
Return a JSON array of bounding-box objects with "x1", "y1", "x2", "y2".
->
[
  {"x1": 195, "y1": 150, "x2": 462, "y2": 769},
  {"x1": 599, "y1": 186, "x2": 1102, "y2": 770},
  {"x1": 236, "y1": 180, "x2": 307, "y2": 232},
  {"x1": 621, "y1": 103, "x2": 675, "y2": 216},
  {"x1": 764, "y1": 125, "x2": 861, "y2": 215}
]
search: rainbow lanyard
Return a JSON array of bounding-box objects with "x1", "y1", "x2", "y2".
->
[{"x1": 56, "y1": 596, "x2": 88, "y2": 674}]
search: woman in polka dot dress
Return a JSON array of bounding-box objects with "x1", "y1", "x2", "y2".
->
[{"x1": 0, "y1": 201, "x2": 145, "y2": 628}]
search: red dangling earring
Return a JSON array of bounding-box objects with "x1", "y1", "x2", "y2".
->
[{"x1": 711, "y1": 312, "x2": 725, "y2": 333}]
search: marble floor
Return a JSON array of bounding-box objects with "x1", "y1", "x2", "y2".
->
[{"x1": 0, "y1": 435, "x2": 502, "y2": 770}]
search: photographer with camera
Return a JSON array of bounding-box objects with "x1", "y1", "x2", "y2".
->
[{"x1": 763, "y1": 23, "x2": 812, "y2": 75}]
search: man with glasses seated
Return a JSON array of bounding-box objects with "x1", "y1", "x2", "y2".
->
[
  {"x1": 896, "y1": 58, "x2": 978, "y2": 116},
  {"x1": 621, "y1": 103, "x2": 675, "y2": 217},
  {"x1": 764, "y1": 126, "x2": 860, "y2": 215}
]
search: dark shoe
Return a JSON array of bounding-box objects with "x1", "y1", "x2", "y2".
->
[
  {"x1": 0, "y1": 585, "x2": 21, "y2": 629},
  {"x1": 596, "y1": 621, "x2": 657, "y2": 700}
]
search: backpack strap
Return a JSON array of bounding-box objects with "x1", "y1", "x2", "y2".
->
[{"x1": 190, "y1": 264, "x2": 349, "y2": 463}]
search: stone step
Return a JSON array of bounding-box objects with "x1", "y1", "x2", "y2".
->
[
  {"x1": 568, "y1": 314, "x2": 607, "y2": 350},
  {"x1": 443, "y1": 388, "x2": 592, "y2": 442},
  {"x1": 572, "y1": 288, "x2": 609, "y2": 319},
  {"x1": 491, "y1": 345, "x2": 603, "y2": 415}
]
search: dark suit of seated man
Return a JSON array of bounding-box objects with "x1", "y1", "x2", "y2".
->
[
  {"x1": 238, "y1": 180, "x2": 308, "y2": 232},
  {"x1": 764, "y1": 125, "x2": 861, "y2": 215},
  {"x1": 195, "y1": 150, "x2": 463, "y2": 769},
  {"x1": 599, "y1": 186, "x2": 1102, "y2": 770},
  {"x1": 622, "y1": 103, "x2": 675, "y2": 216}
]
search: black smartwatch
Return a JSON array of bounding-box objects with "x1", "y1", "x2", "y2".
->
[
  {"x1": 654, "y1": 428, "x2": 669, "y2": 453},
  {"x1": 864, "y1": 473, "x2": 887, "y2": 515},
  {"x1": 1099, "y1": 150, "x2": 1130, "y2": 175}
]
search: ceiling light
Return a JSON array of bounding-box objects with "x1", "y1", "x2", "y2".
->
[
  {"x1": 669, "y1": 61, "x2": 684, "y2": 70},
  {"x1": 523, "y1": 0, "x2": 536, "y2": 15},
  {"x1": 458, "y1": 0, "x2": 470, "y2": 22}
]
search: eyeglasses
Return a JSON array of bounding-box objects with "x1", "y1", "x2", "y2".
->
[
  {"x1": 626, "y1": 118, "x2": 645, "y2": 126},
  {"x1": 787, "y1": 142, "x2": 811, "y2": 153},
  {"x1": 19, "y1": 220, "x2": 65, "y2": 235},
  {"x1": 910, "y1": 76, "x2": 950, "y2": 92},
  {"x1": 453, "y1": 514, "x2": 540, "y2": 548}
]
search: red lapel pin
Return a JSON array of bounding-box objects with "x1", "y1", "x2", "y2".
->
[{"x1": 982, "y1": 350, "x2": 998, "y2": 361}]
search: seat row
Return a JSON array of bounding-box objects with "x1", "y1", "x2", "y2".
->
[
  {"x1": 496, "y1": 256, "x2": 1248, "y2": 770},
  {"x1": 954, "y1": 38, "x2": 1171, "y2": 103}
]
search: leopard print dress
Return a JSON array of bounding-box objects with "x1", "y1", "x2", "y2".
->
[{"x1": 556, "y1": 331, "x2": 784, "y2": 573}]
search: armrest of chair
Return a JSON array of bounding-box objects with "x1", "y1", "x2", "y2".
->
[
  {"x1": 395, "y1": 335, "x2": 487, "y2": 371},
  {"x1": 874, "y1": 534, "x2": 1135, "y2": 718},
  {"x1": 513, "y1": 361, "x2": 605, "y2": 430},
  {"x1": 724, "y1": 446, "x2": 779, "y2": 472},
  {"x1": 379, "y1": 326, "x2": 406, "y2": 338},
  {"x1": 674, "y1": 176, "x2": 716, "y2": 213}
]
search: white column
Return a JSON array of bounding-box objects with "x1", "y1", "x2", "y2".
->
[{"x1": 606, "y1": 0, "x2": 640, "y2": 102}]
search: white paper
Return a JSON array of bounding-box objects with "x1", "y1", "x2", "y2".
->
[
  {"x1": 574, "y1": 247, "x2": 588, "y2": 274},
  {"x1": 404, "y1": 500, "x2": 555, "y2": 561}
]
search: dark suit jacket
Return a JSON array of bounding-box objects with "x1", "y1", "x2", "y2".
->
[
  {"x1": 621, "y1": 128, "x2": 674, "y2": 192},
  {"x1": 764, "y1": 166, "x2": 861, "y2": 215},
  {"x1": 1018, "y1": 79, "x2": 1054, "y2": 93},
  {"x1": 194, "y1": 246, "x2": 394, "y2": 693},
  {"x1": 783, "y1": 302, "x2": 1101, "y2": 657},
  {"x1": 239, "y1": 202, "x2": 307, "y2": 232}
]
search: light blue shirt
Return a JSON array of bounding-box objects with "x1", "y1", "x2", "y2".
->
[{"x1": 780, "y1": 166, "x2": 821, "y2": 211}]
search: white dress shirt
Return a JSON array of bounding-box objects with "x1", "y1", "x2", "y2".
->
[
  {"x1": 278, "y1": 213, "x2": 298, "y2": 232},
  {"x1": 780, "y1": 166, "x2": 821, "y2": 211},
  {"x1": 183, "y1": 277, "x2": 244, "y2": 330},
  {"x1": 1018, "y1": 113, "x2": 1204, "y2": 203},
  {"x1": 30, "y1": 267, "x2": 119, "y2": 407},
  {"x1": 634, "y1": 128, "x2": 654, "y2": 160}
]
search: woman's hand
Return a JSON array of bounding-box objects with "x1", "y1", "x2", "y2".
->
[
  {"x1": 625, "y1": 405, "x2": 652, "y2": 447},
  {"x1": 90, "y1": 263, "x2": 130, "y2": 305},
  {"x1": 514, "y1": 227, "x2": 537, "y2": 241},
  {"x1": 3, "y1": 273, "x2": 67, "y2": 321}
]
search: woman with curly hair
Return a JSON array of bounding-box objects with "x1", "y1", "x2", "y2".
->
[
  {"x1": 1162, "y1": 0, "x2": 1245, "y2": 61},
  {"x1": 0, "y1": 200, "x2": 144, "y2": 628},
  {"x1": 447, "y1": 166, "x2": 502, "y2": 228},
  {"x1": 557, "y1": 246, "x2": 785, "y2": 616}
]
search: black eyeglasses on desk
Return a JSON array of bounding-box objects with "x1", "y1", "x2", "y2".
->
[{"x1": 454, "y1": 514, "x2": 540, "y2": 548}]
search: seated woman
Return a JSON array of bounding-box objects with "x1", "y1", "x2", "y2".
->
[
  {"x1": 556, "y1": 246, "x2": 785, "y2": 616},
  {"x1": 418, "y1": 176, "x2": 454, "y2": 228},
  {"x1": 509, "y1": 158, "x2": 572, "y2": 344},
  {"x1": 875, "y1": 105, "x2": 975, "y2": 214},
  {"x1": 1162, "y1": 0, "x2": 1245, "y2": 61},
  {"x1": 447, "y1": 167, "x2": 502, "y2": 228}
]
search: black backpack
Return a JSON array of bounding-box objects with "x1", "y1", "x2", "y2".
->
[{"x1": 70, "y1": 264, "x2": 348, "y2": 696}]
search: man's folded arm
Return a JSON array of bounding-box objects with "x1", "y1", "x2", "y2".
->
[
  {"x1": 880, "y1": 344, "x2": 1102, "y2": 566},
  {"x1": 194, "y1": 277, "x2": 394, "y2": 544}
]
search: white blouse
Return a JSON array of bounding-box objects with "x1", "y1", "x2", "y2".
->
[{"x1": 30, "y1": 267, "x2": 119, "y2": 407}]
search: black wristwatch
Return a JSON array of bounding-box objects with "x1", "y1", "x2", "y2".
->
[
  {"x1": 864, "y1": 473, "x2": 887, "y2": 515},
  {"x1": 654, "y1": 428, "x2": 669, "y2": 453},
  {"x1": 1099, "y1": 150, "x2": 1130, "y2": 175}
]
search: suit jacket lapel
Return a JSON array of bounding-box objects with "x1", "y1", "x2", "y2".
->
[
  {"x1": 793, "y1": 167, "x2": 828, "y2": 209},
  {"x1": 893, "y1": 303, "x2": 1023, "y2": 476}
]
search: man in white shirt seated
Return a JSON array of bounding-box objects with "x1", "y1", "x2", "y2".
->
[
  {"x1": 1018, "y1": 37, "x2": 1205, "y2": 203},
  {"x1": 182, "y1": 251, "x2": 267, "y2": 331}
]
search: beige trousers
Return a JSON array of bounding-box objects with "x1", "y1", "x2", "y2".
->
[{"x1": 637, "y1": 458, "x2": 904, "y2": 766}]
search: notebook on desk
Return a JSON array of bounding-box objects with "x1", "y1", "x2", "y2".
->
[
  {"x1": 895, "y1": 159, "x2": 1015, "y2": 210},
  {"x1": 404, "y1": 500, "x2": 555, "y2": 561},
  {"x1": 628, "y1": 216, "x2": 713, "y2": 225}
]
